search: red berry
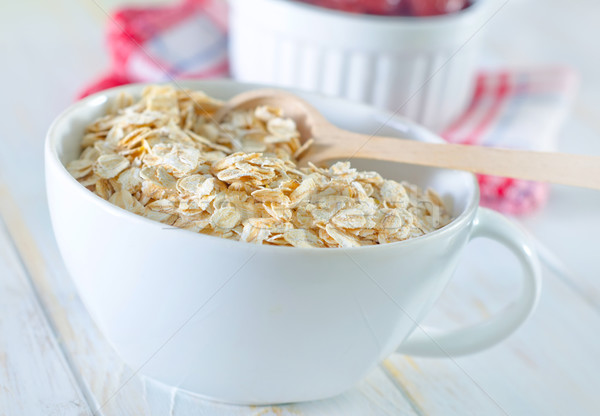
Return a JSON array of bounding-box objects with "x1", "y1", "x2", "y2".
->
[
  {"x1": 298, "y1": 0, "x2": 359, "y2": 13},
  {"x1": 365, "y1": 0, "x2": 411, "y2": 15},
  {"x1": 298, "y1": 0, "x2": 409, "y2": 15},
  {"x1": 297, "y1": 0, "x2": 469, "y2": 16},
  {"x1": 408, "y1": 0, "x2": 468, "y2": 16}
]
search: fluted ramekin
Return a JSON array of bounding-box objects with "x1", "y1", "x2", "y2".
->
[{"x1": 229, "y1": 0, "x2": 493, "y2": 132}]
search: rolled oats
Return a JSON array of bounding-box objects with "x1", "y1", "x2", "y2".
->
[
  {"x1": 94, "y1": 154, "x2": 130, "y2": 179},
  {"x1": 68, "y1": 85, "x2": 451, "y2": 248}
]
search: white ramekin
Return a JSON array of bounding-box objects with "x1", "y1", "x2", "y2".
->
[{"x1": 228, "y1": 0, "x2": 494, "y2": 132}]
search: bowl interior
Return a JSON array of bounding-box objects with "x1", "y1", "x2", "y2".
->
[{"x1": 49, "y1": 80, "x2": 477, "y2": 222}]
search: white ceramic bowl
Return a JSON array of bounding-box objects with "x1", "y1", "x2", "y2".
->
[
  {"x1": 229, "y1": 0, "x2": 495, "y2": 132},
  {"x1": 45, "y1": 80, "x2": 540, "y2": 404}
]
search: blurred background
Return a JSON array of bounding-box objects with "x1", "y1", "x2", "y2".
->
[
  {"x1": 2, "y1": 0, "x2": 599, "y2": 120},
  {"x1": 1, "y1": 0, "x2": 599, "y2": 137},
  {"x1": 3, "y1": 0, "x2": 600, "y2": 169},
  {"x1": 1, "y1": 0, "x2": 599, "y2": 113}
]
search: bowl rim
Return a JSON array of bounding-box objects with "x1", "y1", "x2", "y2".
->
[
  {"x1": 230, "y1": 0, "x2": 490, "y2": 26},
  {"x1": 45, "y1": 79, "x2": 480, "y2": 253}
]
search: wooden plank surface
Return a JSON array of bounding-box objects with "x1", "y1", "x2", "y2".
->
[
  {"x1": 384, "y1": 239, "x2": 600, "y2": 415},
  {"x1": 1, "y1": 0, "x2": 600, "y2": 415},
  {"x1": 0, "y1": 216, "x2": 90, "y2": 416}
]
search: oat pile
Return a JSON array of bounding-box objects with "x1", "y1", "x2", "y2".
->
[{"x1": 68, "y1": 85, "x2": 450, "y2": 248}]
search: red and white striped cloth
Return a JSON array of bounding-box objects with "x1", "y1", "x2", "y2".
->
[
  {"x1": 443, "y1": 68, "x2": 578, "y2": 214},
  {"x1": 79, "y1": 0, "x2": 578, "y2": 215}
]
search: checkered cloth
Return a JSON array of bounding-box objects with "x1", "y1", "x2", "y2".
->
[{"x1": 79, "y1": 0, "x2": 578, "y2": 215}]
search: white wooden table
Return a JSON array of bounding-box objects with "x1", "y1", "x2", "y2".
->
[{"x1": 2, "y1": 0, "x2": 600, "y2": 414}]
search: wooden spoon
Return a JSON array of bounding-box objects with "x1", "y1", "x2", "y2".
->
[{"x1": 214, "y1": 89, "x2": 600, "y2": 190}]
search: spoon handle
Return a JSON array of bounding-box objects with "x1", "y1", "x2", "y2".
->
[{"x1": 310, "y1": 134, "x2": 600, "y2": 190}]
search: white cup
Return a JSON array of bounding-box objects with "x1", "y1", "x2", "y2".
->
[
  {"x1": 229, "y1": 0, "x2": 496, "y2": 132},
  {"x1": 45, "y1": 80, "x2": 541, "y2": 405}
]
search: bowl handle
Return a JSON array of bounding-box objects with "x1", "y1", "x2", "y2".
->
[{"x1": 396, "y1": 208, "x2": 542, "y2": 357}]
